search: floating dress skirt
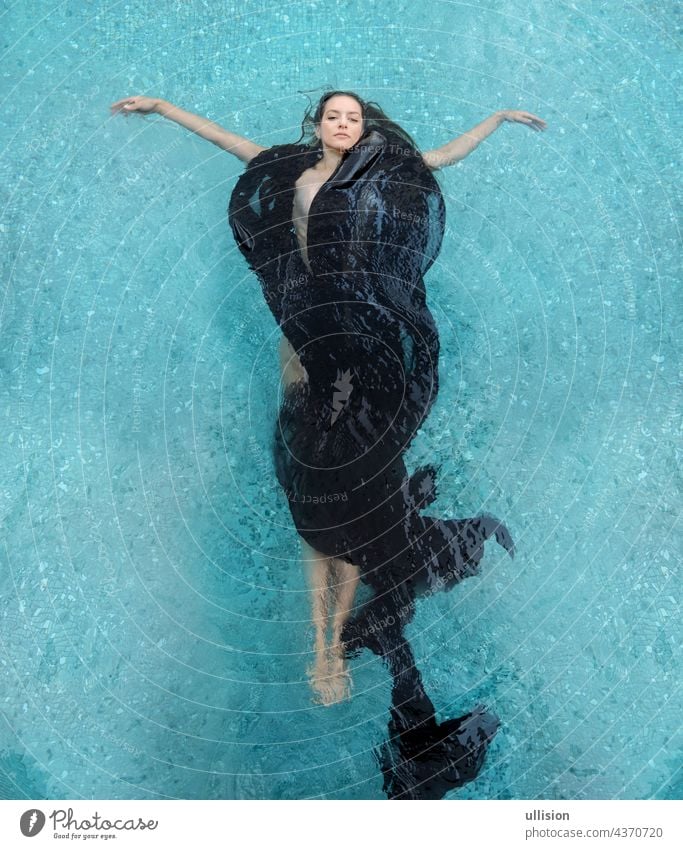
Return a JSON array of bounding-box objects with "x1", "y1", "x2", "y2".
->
[{"x1": 228, "y1": 128, "x2": 514, "y2": 799}]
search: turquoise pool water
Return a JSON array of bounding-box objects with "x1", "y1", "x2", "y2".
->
[{"x1": 0, "y1": 0, "x2": 680, "y2": 800}]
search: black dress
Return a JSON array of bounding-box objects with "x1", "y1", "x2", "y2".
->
[{"x1": 228, "y1": 127, "x2": 515, "y2": 800}]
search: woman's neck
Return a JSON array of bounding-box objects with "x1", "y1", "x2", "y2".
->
[{"x1": 317, "y1": 145, "x2": 345, "y2": 172}]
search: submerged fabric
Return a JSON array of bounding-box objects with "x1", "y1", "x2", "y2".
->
[{"x1": 228, "y1": 127, "x2": 514, "y2": 800}]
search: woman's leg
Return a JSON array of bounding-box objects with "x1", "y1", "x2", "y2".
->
[
  {"x1": 327, "y1": 558, "x2": 360, "y2": 701},
  {"x1": 330, "y1": 559, "x2": 360, "y2": 649},
  {"x1": 301, "y1": 540, "x2": 337, "y2": 705},
  {"x1": 279, "y1": 335, "x2": 308, "y2": 386},
  {"x1": 281, "y1": 335, "x2": 348, "y2": 703},
  {"x1": 302, "y1": 544, "x2": 358, "y2": 705}
]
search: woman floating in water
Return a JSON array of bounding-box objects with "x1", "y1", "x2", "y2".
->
[{"x1": 111, "y1": 90, "x2": 545, "y2": 799}]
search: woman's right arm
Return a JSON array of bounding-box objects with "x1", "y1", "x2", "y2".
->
[{"x1": 110, "y1": 96, "x2": 267, "y2": 164}]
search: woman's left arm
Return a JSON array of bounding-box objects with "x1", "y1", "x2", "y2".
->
[{"x1": 422, "y1": 110, "x2": 547, "y2": 170}]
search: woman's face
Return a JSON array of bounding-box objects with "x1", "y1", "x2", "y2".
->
[{"x1": 315, "y1": 95, "x2": 364, "y2": 153}]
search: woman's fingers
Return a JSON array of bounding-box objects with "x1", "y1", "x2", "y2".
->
[
  {"x1": 110, "y1": 96, "x2": 139, "y2": 114},
  {"x1": 521, "y1": 111, "x2": 547, "y2": 130},
  {"x1": 507, "y1": 110, "x2": 547, "y2": 131},
  {"x1": 110, "y1": 95, "x2": 157, "y2": 116}
]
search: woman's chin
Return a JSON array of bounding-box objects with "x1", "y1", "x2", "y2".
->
[{"x1": 329, "y1": 137, "x2": 357, "y2": 152}]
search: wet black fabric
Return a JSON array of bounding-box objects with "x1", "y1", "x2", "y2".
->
[{"x1": 228, "y1": 127, "x2": 514, "y2": 800}]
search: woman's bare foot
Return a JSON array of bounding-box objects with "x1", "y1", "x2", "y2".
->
[
  {"x1": 307, "y1": 655, "x2": 337, "y2": 705},
  {"x1": 307, "y1": 647, "x2": 351, "y2": 705}
]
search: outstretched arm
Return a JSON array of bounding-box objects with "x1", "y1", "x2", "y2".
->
[
  {"x1": 422, "y1": 109, "x2": 546, "y2": 170},
  {"x1": 109, "y1": 96, "x2": 267, "y2": 164}
]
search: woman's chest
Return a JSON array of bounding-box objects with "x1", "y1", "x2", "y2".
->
[{"x1": 292, "y1": 165, "x2": 334, "y2": 228}]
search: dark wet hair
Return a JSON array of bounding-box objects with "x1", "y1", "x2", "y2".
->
[{"x1": 295, "y1": 88, "x2": 421, "y2": 152}]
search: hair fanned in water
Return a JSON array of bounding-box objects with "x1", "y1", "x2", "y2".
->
[{"x1": 228, "y1": 116, "x2": 514, "y2": 800}]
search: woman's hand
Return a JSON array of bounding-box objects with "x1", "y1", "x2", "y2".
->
[
  {"x1": 110, "y1": 95, "x2": 160, "y2": 116},
  {"x1": 499, "y1": 110, "x2": 547, "y2": 131}
]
